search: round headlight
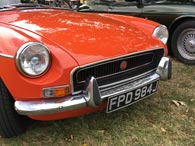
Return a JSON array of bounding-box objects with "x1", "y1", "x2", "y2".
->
[
  {"x1": 16, "y1": 42, "x2": 50, "y2": 77},
  {"x1": 153, "y1": 25, "x2": 169, "y2": 44}
]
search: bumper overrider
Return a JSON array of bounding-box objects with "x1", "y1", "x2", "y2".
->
[{"x1": 15, "y1": 57, "x2": 172, "y2": 116}]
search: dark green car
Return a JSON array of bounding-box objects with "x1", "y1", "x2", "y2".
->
[{"x1": 78, "y1": 0, "x2": 195, "y2": 64}]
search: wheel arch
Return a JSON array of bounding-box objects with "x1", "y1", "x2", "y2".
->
[
  {"x1": 168, "y1": 16, "x2": 195, "y2": 40},
  {"x1": 167, "y1": 16, "x2": 195, "y2": 53},
  {"x1": 0, "y1": 78, "x2": 13, "y2": 99},
  {"x1": 0, "y1": 77, "x2": 29, "y2": 138}
]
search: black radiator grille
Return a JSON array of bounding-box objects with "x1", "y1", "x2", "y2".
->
[{"x1": 71, "y1": 48, "x2": 164, "y2": 93}]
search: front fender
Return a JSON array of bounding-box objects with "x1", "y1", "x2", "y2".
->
[{"x1": 0, "y1": 24, "x2": 78, "y2": 101}]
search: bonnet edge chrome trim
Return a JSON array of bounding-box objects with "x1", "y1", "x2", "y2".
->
[{"x1": 0, "y1": 53, "x2": 14, "y2": 59}]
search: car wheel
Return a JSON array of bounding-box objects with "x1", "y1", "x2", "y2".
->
[
  {"x1": 171, "y1": 20, "x2": 195, "y2": 64},
  {"x1": 0, "y1": 79, "x2": 29, "y2": 138}
]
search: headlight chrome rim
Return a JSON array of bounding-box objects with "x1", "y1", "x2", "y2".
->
[
  {"x1": 153, "y1": 25, "x2": 169, "y2": 44},
  {"x1": 16, "y1": 42, "x2": 51, "y2": 78}
]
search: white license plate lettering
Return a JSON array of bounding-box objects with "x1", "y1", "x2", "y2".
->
[
  {"x1": 107, "y1": 80, "x2": 159, "y2": 113},
  {"x1": 126, "y1": 92, "x2": 133, "y2": 104}
]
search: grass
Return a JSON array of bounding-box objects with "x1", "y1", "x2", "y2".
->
[{"x1": 0, "y1": 58, "x2": 195, "y2": 146}]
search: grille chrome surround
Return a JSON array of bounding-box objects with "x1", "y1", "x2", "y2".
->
[{"x1": 71, "y1": 48, "x2": 164, "y2": 94}]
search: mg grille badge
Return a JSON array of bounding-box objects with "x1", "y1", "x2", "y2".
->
[{"x1": 120, "y1": 60, "x2": 128, "y2": 70}]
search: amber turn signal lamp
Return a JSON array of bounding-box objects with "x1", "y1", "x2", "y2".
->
[{"x1": 43, "y1": 85, "x2": 70, "y2": 98}]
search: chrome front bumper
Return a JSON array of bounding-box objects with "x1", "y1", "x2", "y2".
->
[{"x1": 15, "y1": 57, "x2": 172, "y2": 116}]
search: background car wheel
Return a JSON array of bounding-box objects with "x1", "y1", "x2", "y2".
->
[
  {"x1": 171, "y1": 20, "x2": 195, "y2": 64},
  {"x1": 0, "y1": 79, "x2": 29, "y2": 138}
]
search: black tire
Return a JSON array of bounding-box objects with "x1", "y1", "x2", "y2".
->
[
  {"x1": 0, "y1": 79, "x2": 29, "y2": 138},
  {"x1": 171, "y1": 20, "x2": 195, "y2": 64}
]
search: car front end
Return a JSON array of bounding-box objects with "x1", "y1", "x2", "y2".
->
[
  {"x1": 0, "y1": 3, "x2": 171, "y2": 137},
  {"x1": 15, "y1": 48, "x2": 171, "y2": 120}
]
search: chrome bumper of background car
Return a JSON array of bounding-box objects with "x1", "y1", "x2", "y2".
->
[{"x1": 15, "y1": 57, "x2": 171, "y2": 116}]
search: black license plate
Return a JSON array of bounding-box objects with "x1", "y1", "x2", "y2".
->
[{"x1": 106, "y1": 80, "x2": 159, "y2": 113}]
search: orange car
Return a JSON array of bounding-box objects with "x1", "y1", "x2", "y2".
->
[{"x1": 0, "y1": 0, "x2": 171, "y2": 138}]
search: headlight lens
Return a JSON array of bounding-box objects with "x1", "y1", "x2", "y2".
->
[
  {"x1": 16, "y1": 42, "x2": 50, "y2": 77},
  {"x1": 153, "y1": 25, "x2": 168, "y2": 44}
]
